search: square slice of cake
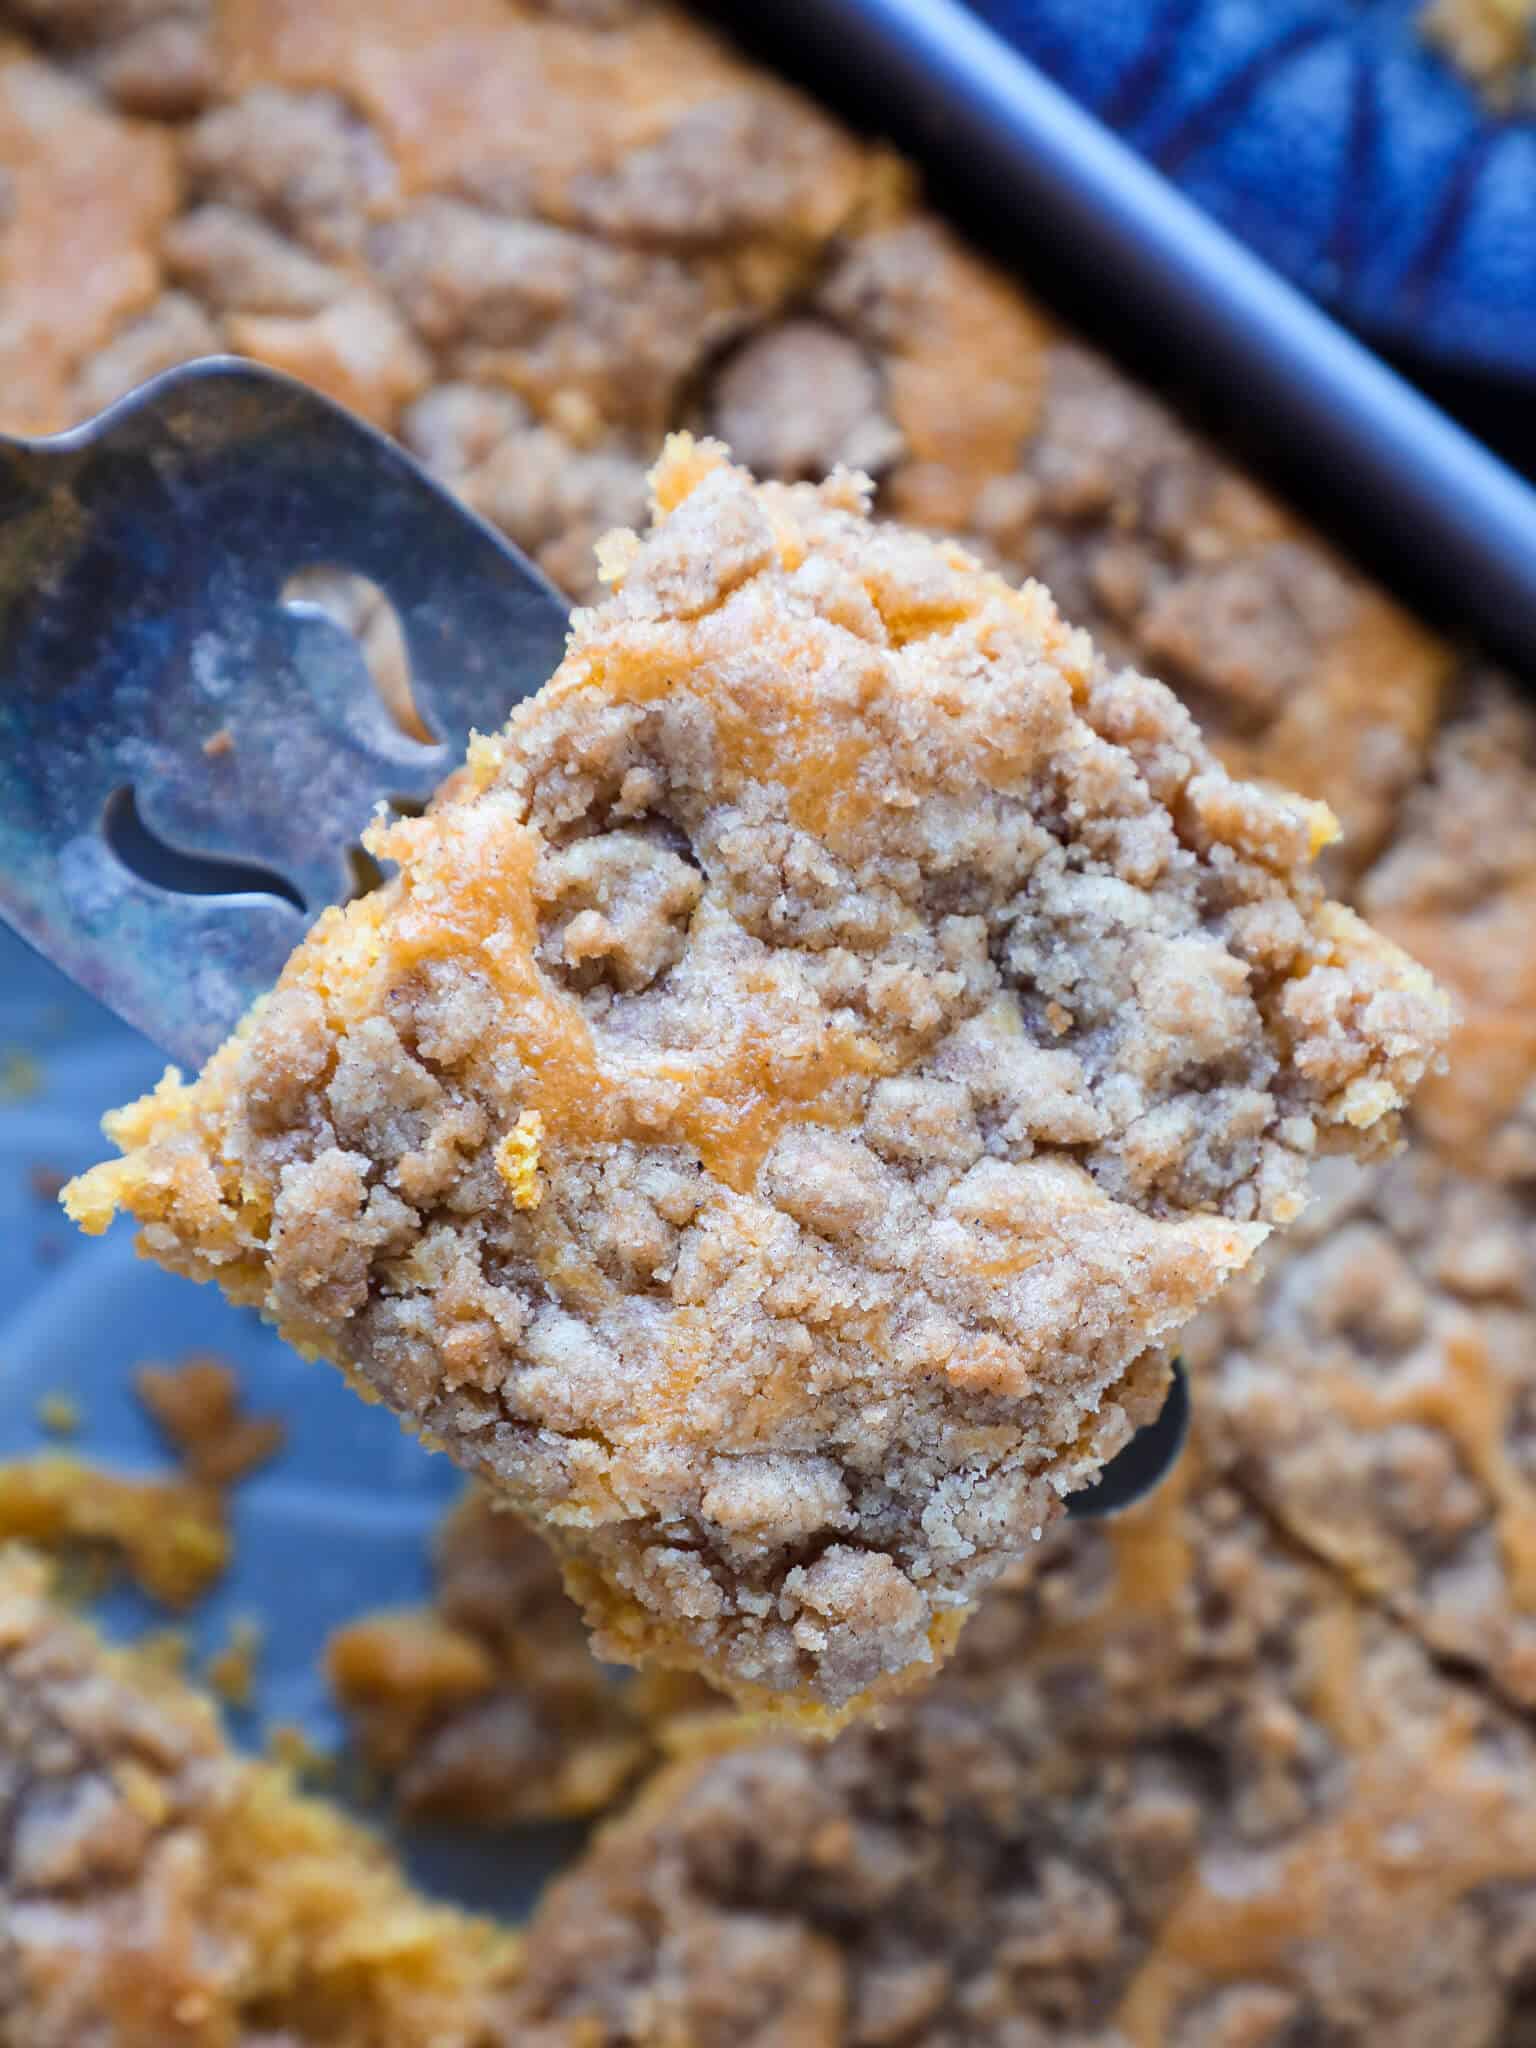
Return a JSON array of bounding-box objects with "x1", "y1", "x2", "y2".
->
[{"x1": 66, "y1": 440, "x2": 1448, "y2": 1714}]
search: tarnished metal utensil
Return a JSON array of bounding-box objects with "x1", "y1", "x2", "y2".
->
[{"x1": 0, "y1": 356, "x2": 569, "y2": 1071}]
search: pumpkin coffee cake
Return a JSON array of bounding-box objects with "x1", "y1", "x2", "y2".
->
[
  {"x1": 1185, "y1": 677, "x2": 1536, "y2": 1717},
  {"x1": 0, "y1": 1, "x2": 1449, "y2": 875},
  {"x1": 65, "y1": 442, "x2": 1447, "y2": 1713}
]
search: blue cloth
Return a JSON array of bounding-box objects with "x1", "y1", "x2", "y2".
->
[{"x1": 968, "y1": 0, "x2": 1536, "y2": 379}]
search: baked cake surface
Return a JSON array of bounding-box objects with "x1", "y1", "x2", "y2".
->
[
  {"x1": 511, "y1": 1437, "x2": 1536, "y2": 2047},
  {"x1": 0, "y1": 2, "x2": 1449, "y2": 873},
  {"x1": 1184, "y1": 679, "x2": 1536, "y2": 1716}
]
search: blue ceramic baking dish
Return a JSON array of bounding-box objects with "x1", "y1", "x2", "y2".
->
[{"x1": 4, "y1": 0, "x2": 1536, "y2": 1912}]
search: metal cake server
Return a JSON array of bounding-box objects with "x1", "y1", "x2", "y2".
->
[
  {"x1": 0, "y1": 356, "x2": 570, "y2": 1073},
  {"x1": 0, "y1": 353, "x2": 1184, "y2": 1517}
]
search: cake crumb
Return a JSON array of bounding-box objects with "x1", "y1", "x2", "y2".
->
[
  {"x1": 137, "y1": 1628, "x2": 189, "y2": 1677},
  {"x1": 268, "y1": 1721, "x2": 335, "y2": 1785},
  {"x1": 494, "y1": 1109, "x2": 545, "y2": 1212},
  {"x1": 202, "y1": 725, "x2": 235, "y2": 758},
  {"x1": 0, "y1": 1455, "x2": 227, "y2": 1606},
  {"x1": 0, "y1": 1359, "x2": 280, "y2": 1609},
  {"x1": 35, "y1": 1393, "x2": 80, "y2": 1437},
  {"x1": 0, "y1": 1050, "x2": 41, "y2": 1103},
  {"x1": 206, "y1": 1614, "x2": 263, "y2": 1708}
]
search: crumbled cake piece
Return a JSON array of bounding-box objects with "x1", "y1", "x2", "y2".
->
[
  {"x1": 0, "y1": 1456, "x2": 227, "y2": 1607},
  {"x1": 0, "y1": 1357, "x2": 280, "y2": 1608},
  {"x1": 66, "y1": 441, "x2": 1448, "y2": 1712},
  {"x1": 205, "y1": 1612, "x2": 262, "y2": 1708},
  {"x1": 512, "y1": 1442, "x2": 1536, "y2": 2047},
  {"x1": 134, "y1": 1351, "x2": 286, "y2": 1487},
  {"x1": 329, "y1": 1488, "x2": 664, "y2": 1825},
  {"x1": 34, "y1": 1395, "x2": 79, "y2": 1438},
  {"x1": 1188, "y1": 1141, "x2": 1536, "y2": 1714},
  {"x1": 0, "y1": 1048, "x2": 42, "y2": 1104},
  {"x1": 0, "y1": 1548, "x2": 523, "y2": 2048}
]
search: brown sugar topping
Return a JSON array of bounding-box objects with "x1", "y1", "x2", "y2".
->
[
  {"x1": 370, "y1": 795, "x2": 891, "y2": 1198},
  {"x1": 511, "y1": 1443, "x2": 1536, "y2": 2045},
  {"x1": 217, "y1": 0, "x2": 853, "y2": 215},
  {"x1": 1117, "y1": 1667, "x2": 1529, "y2": 2048}
]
